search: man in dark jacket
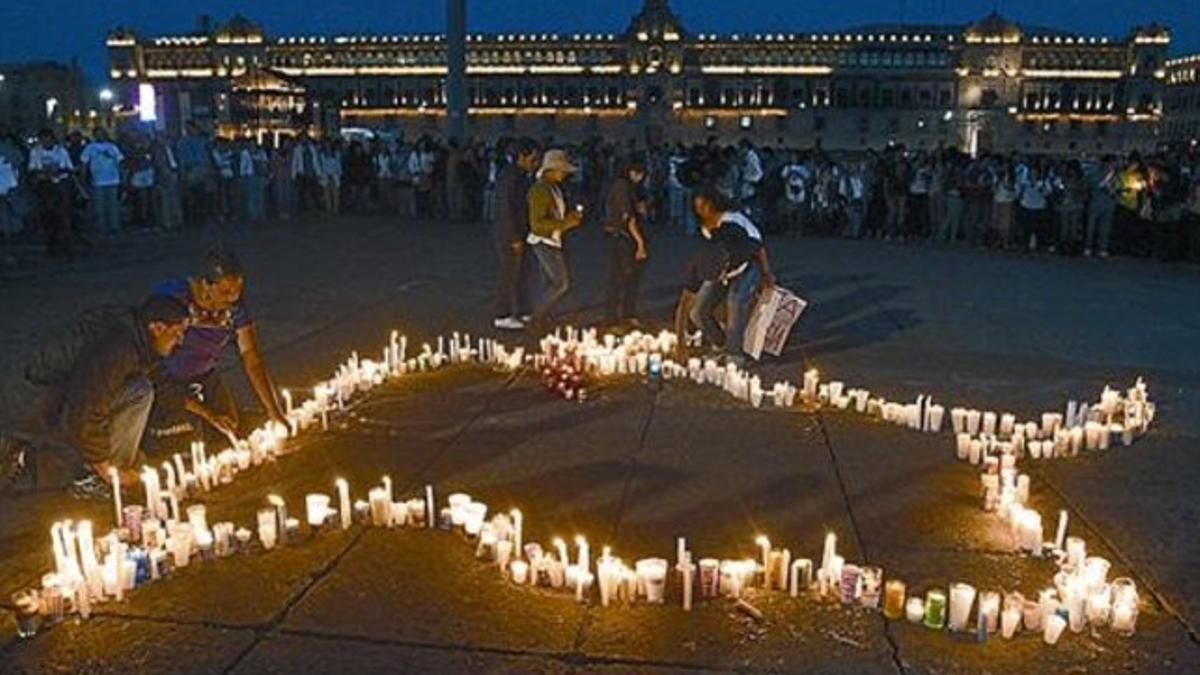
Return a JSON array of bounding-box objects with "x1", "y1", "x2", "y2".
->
[
  {"x1": 492, "y1": 138, "x2": 539, "y2": 330},
  {"x1": 28, "y1": 295, "x2": 189, "y2": 495}
]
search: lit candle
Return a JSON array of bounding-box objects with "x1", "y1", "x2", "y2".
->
[
  {"x1": 267, "y1": 494, "x2": 288, "y2": 545},
  {"x1": 575, "y1": 535, "x2": 589, "y2": 576},
  {"x1": 336, "y1": 478, "x2": 351, "y2": 530},
  {"x1": 283, "y1": 388, "x2": 293, "y2": 416},
  {"x1": 789, "y1": 558, "x2": 813, "y2": 597},
  {"x1": 109, "y1": 467, "x2": 122, "y2": 528},
  {"x1": 755, "y1": 535, "x2": 771, "y2": 580},
  {"x1": 510, "y1": 559, "x2": 529, "y2": 584},
  {"x1": 553, "y1": 537, "x2": 569, "y2": 566},
  {"x1": 1001, "y1": 607, "x2": 1021, "y2": 639}
]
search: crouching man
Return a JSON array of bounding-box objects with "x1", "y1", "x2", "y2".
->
[{"x1": 27, "y1": 295, "x2": 189, "y2": 497}]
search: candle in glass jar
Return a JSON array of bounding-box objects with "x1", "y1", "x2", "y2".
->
[
  {"x1": 883, "y1": 580, "x2": 906, "y2": 620},
  {"x1": 924, "y1": 589, "x2": 947, "y2": 630}
]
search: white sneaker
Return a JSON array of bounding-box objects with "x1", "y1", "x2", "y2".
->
[{"x1": 493, "y1": 317, "x2": 524, "y2": 330}]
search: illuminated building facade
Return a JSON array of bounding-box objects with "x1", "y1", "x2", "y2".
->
[
  {"x1": 1164, "y1": 53, "x2": 1200, "y2": 146},
  {"x1": 106, "y1": 2, "x2": 1171, "y2": 153}
]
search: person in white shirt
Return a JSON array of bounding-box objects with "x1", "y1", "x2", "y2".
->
[
  {"x1": 80, "y1": 128, "x2": 125, "y2": 234},
  {"x1": 1017, "y1": 164, "x2": 1052, "y2": 252},
  {"x1": 28, "y1": 129, "x2": 77, "y2": 257}
]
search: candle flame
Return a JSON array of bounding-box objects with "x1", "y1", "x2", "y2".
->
[{"x1": 267, "y1": 494, "x2": 284, "y2": 507}]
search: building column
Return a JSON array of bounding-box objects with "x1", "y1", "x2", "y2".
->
[{"x1": 446, "y1": 0, "x2": 468, "y2": 141}]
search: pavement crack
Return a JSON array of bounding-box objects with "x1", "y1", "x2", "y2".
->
[
  {"x1": 218, "y1": 367, "x2": 523, "y2": 674},
  {"x1": 569, "y1": 388, "x2": 660, "y2": 658},
  {"x1": 806, "y1": 348, "x2": 908, "y2": 675}
]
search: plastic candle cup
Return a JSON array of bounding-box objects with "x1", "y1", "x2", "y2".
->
[
  {"x1": 256, "y1": 509, "x2": 277, "y2": 550},
  {"x1": 636, "y1": 558, "x2": 669, "y2": 604},
  {"x1": 948, "y1": 583, "x2": 976, "y2": 632},
  {"x1": 1043, "y1": 614, "x2": 1067, "y2": 645},
  {"x1": 510, "y1": 559, "x2": 529, "y2": 584},
  {"x1": 305, "y1": 494, "x2": 331, "y2": 529}
]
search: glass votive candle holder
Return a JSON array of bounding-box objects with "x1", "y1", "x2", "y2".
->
[{"x1": 923, "y1": 589, "x2": 947, "y2": 630}]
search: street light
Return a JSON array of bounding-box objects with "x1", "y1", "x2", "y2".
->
[{"x1": 99, "y1": 88, "x2": 114, "y2": 102}]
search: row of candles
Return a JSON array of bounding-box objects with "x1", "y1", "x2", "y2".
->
[{"x1": 15, "y1": 325, "x2": 1150, "y2": 650}]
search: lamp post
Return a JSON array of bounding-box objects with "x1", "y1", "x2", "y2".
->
[{"x1": 446, "y1": 0, "x2": 467, "y2": 142}]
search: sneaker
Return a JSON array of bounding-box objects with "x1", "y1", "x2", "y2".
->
[
  {"x1": 71, "y1": 474, "x2": 112, "y2": 501},
  {"x1": 493, "y1": 316, "x2": 524, "y2": 330}
]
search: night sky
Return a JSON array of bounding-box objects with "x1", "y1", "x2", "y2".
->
[{"x1": 1, "y1": 0, "x2": 1197, "y2": 83}]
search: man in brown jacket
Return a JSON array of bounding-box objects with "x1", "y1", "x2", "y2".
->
[{"x1": 526, "y1": 149, "x2": 583, "y2": 328}]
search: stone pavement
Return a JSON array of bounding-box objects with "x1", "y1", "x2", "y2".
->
[{"x1": 0, "y1": 217, "x2": 1197, "y2": 673}]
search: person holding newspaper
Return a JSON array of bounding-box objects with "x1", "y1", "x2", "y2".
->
[{"x1": 689, "y1": 185, "x2": 776, "y2": 366}]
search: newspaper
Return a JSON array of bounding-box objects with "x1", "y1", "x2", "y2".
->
[{"x1": 742, "y1": 286, "x2": 808, "y2": 360}]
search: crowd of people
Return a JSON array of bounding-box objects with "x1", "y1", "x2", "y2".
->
[{"x1": 2, "y1": 123, "x2": 1198, "y2": 264}]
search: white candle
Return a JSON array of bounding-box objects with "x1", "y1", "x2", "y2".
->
[
  {"x1": 681, "y1": 560, "x2": 695, "y2": 611},
  {"x1": 576, "y1": 535, "x2": 589, "y2": 576},
  {"x1": 553, "y1": 537, "x2": 569, "y2": 566},
  {"x1": 283, "y1": 388, "x2": 293, "y2": 416},
  {"x1": 821, "y1": 532, "x2": 837, "y2": 579},
  {"x1": 142, "y1": 466, "x2": 161, "y2": 519},
  {"x1": 1053, "y1": 510, "x2": 1068, "y2": 551},
  {"x1": 336, "y1": 478, "x2": 351, "y2": 530},
  {"x1": 755, "y1": 535, "x2": 771, "y2": 580},
  {"x1": 109, "y1": 467, "x2": 122, "y2": 528},
  {"x1": 1001, "y1": 607, "x2": 1021, "y2": 638},
  {"x1": 424, "y1": 484, "x2": 435, "y2": 529},
  {"x1": 510, "y1": 509, "x2": 523, "y2": 557}
]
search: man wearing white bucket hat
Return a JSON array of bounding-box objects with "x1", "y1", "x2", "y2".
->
[{"x1": 525, "y1": 149, "x2": 584, "y2": 328}]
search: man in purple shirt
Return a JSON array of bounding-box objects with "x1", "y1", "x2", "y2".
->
[{"x1": 150, "y1": 249, "x2": 287, "y2": 441}]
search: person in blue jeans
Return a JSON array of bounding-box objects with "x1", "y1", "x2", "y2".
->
[{"x1": 689, "y1": 186, "x2": 776, "y2": 363}]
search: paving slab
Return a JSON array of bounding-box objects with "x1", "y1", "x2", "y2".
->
[
  {"x1": 578, "y1": 590, "x2": 897, "y2": 674},
  {"x1": 0, "y1": 615, "x2": 254, "y2": 674},
  {"x1": 231, "y1": 632, "x2": 570, "y2": 675},
  {"x1": 283, "y1": 529, "x2": 586, "y2": 654}
]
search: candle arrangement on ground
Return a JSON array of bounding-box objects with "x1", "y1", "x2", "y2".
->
[{"x1": 12, "y1": 324, "x2": 1154, "y2": 650}]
